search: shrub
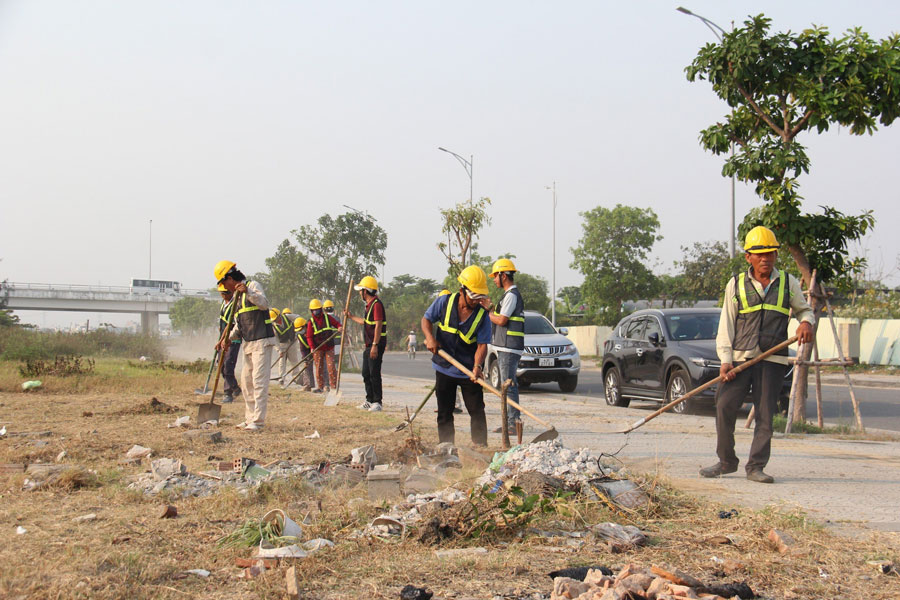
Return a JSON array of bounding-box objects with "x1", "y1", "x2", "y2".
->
[{"x1": 0, "y1": 328, "x2": 166, "y2": 361}]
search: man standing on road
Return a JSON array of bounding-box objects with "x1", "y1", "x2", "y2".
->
[
  {"x1": 270, "y1": 308, "x2": 298, "y2": 387},
  {"x1": 421, "y1": 265, "x2": 491, "y2": 447},
  {"x1": 484, "y1": 258, "x2": 525, "y2": 433},
  {"x1": 345, "y1": 276, "x2": 387, "y2": 412},
  {"x1": 217, "y1": 284, "x2": 241, "y2": 404},
  {"x1": 214, "y1": 261, "x2": 275, "y2": 431},
  {"x1": 700, "y1": 226, "x2": 815, "y2": 483},
  {"x1": 306, "y1": 299, "x2": 341, "y2": 392}
]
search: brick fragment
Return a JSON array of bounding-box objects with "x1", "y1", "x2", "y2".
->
[{"x1": 768, "y1": 528, "x2": 797, "y2": 554}]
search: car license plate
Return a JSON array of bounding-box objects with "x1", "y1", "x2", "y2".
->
[{"x1": 539, "y1": 357, "x2": 555, "y2": 367}]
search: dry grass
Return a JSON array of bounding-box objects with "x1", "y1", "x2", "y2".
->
[{"x1": 0, "y1": 360, "x2": 899, "y2": 599}]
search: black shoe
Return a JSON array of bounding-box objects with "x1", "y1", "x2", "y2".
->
[
  {"x1": 453, "y1": 407, "x2": 463, "y2": 414},
  {"x1": 699, "y1": 463, "x2": 738, "y2": 478},
  {"x1": 233, "y1": 388, "x2": 242, "y2": 398},
  {"x1": 746, "y1": 469, "x2": 774, "y2": 484},
  {"x1": 222, "y1": 393, "x2": 234, "y2": 404}
]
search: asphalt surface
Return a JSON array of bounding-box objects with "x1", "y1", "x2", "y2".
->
[{"x1": 382, "y1": 351, "x2": 900, "y2": 432}]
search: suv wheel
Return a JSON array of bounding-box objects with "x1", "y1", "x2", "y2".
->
[
  {"x1": 604, "y1": 367, "x2": 629, "y2": 407},
  {"x1": 668, "y1": 368, "x2": 695, "y2": 414},
  {"x1": 558, "y1": 374, "x2": 577, "y2": 393},
  {"x1": 488, "y1": 359, "x2": 501, "y2": 389}
]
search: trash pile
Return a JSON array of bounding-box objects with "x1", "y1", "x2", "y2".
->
[
  {"x1": 480, "y1": 440, "x2": 614, "y2": 486},
  {"x1": 549, "y1": 562, "x2": 754, "y2": 600}
]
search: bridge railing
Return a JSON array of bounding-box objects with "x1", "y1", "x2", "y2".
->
[{"x1": 2, "y1": 282, "x2": 212, "y2": 298}]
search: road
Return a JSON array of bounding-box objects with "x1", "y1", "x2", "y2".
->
[{"x1": 381, "y1": 351, "x2": 900, "y2": 432}]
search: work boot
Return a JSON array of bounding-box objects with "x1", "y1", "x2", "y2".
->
[
  {"x1": 367, "y1": 403, "x2": 383, "y2": 413},
  {"x1": 233, "y1": 388, "x2": 242, "y2": 398},
  {"x1": 699, "y1": 463, "x2": 738, "y2": 478},
  {"x1": 746, "y1": 469, "x2": 775, "y2": 484},
  {"x1": 222, "y1": 392, "x2": 234, "y2": 404}
]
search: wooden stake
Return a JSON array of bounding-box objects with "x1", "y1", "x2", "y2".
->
[
  {"x1": 813, "y1": 340, "x2": 824, "y2": 429},
  {"x1": 500, "y1": 379, "x2": 511, "y2": 450},
  {"x1": 822, "y1": 293, "x2": 865, "y2": 432}
]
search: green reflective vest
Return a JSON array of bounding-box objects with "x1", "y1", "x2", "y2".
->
[{"x1": 733, "y1": 271, "x2": 791, "y2": 355}]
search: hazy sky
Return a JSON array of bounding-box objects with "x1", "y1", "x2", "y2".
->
[{"x1": 2, "y1": 1, "x2": 898, "y2": 328}]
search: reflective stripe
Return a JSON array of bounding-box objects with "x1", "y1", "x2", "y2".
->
[
  {"x1": 273, "y1": 317, "x2": 292, "y2": 336},
  {"x1": 364, "y1": 299, "x2": 387, "y2": 337},
  {"x1": 237, "y1": 297, "x2": 273, "y2": 323},
  {"x1": 311, "y1": 316, "x2": 337, "y2": 334},
  {"x1": 220, "y1": 299, "x2": 235, "y2": 324},
  {"x1": 506, "y1": 315, "x2": 525, "y2": 336},
  {"x1": 437, "y1": 292, "x2": 485, "y2": 345},
  {"x1": 737, "y1": 272, "x2": 790, "y2": 316}
]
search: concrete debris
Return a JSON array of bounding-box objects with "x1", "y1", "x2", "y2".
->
[
  {"x1": 351, "y1": 445, "x2": 377, "y2": 470},
  {"x1": 182, "y1": 430, "x2": 223, "y2": 443},
  {"x1": 151, "y1": 458, "x2": 186, "y2": 481},
  {"x1": 434, "y1": 547, "x2": 488, "y2": 559},
  {"x1": 285, "y1": 565, "x2": 301, "y2": 599},
  {"x1": 768, "y1": 528, "x2": 798, "y2": 555},
  {"x1": 368, "y1": 468, "x2": 403, "y2": 500},
  {"x1": 185, "y1": 569, "x2": 210, "y2": 577},
  {"x1": 72, "y1": 513, "x2": 98, "y2": 523},
  {"x1": 255, "y1": 544, "x2": 308, "y2": 559},
  {"x1": 168, "y1": 415, "x2": 191, "y2": 428},
  {"x1": 480, "y1": 440, "x2": 612, "y2": 487},
  {"x1": 302, "y1": 538, "x2": 334, "y2": 553},
  {"x1": 126, "y1": 445, "x2": 152, "y2": 459}
]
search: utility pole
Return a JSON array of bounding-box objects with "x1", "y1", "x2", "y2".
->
[
  {"x1": 546, "y1": 182, "x2": 557, "y2": 327},
  {"x1": 148, "y1": 219, "x2": 152, "y2": 279}
]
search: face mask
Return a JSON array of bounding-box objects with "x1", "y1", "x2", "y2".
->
[{"x1": 312, "y1": 310, "x2": 322, "y2": 317}]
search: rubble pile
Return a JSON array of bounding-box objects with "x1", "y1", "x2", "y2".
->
[
  {"x1": 550, "y1": 563, "x2": 754, "y2": 600},
  {"x1": 479, "y1": 440, "x2": 618, "y2": 487}
]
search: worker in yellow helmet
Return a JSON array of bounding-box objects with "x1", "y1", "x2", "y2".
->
[
  {"x1": 420, "y1": 265, "x2": 492, "y2": 446},
  {"x1": 485, "y1": 258, "x2": 526, "y2": 433},
  {"x1": 345, "y1": 275, "x2": 387, "y2": 411},
  {"x1": 292, "y1": 317, "x2": 314, "y2": 391},
  {"x1": 700, "y1": 226, "x2": 815, "y2": 484},
  {"x1": 305, "y1": 298, "x2": 342, "y2": 392},
  {"x1": 217, "y1": 283, "x2": 241, "y2": 403},
  {"x1": 269, "y1": 308, "x2": 298, "y2": 387},
  {"x1": 321, "y1": 300, "x2": 342, "y2": 387},
  {"x1": 213, "y1": 260, "x2": 275, "y2": 431}
]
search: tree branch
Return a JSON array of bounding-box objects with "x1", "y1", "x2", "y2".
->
[
  {"x1": 733, "y1": 81, "x2": 785, "y2": 137},
  {"x1": 790, "y1": 109, "x2": 815, "y2": 139}
]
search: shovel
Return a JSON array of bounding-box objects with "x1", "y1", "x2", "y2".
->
[
  {"x1": 285, "y1": 329, "x2": 339, "y2": 388},
  {"x1": 394, "y1": 386, "x2": 436, "y2": 432},
  {"x1": 618, "y1": 335, "x2": 799, "y2": 434},
  {"x1": 194, "y1": 348, "x2": 219, "y2": 395},
  {"x1": 196, "y1": 293, "x2": 242, "y2": 423},
  {"x1": 437, "y1": 350, "x2": 559, "y2": 443},
  {"x1": 325, "y1": 279, "x2": 355, "y2": 406}
]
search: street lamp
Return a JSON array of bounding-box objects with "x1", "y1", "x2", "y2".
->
[
  {"x1": 677, "y1": 6, "x2": 737, "y2": 257},
  {"x1": 437, "y1": 147, "x2": 473, "y2": 203},
  {"x1": 546, "y1": 182, "x2": 557, "y2": 327}
]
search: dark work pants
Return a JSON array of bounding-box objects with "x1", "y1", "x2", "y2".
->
[
  {"x1": 223, "y1": 343, "x2": 241, "y2": 393},
  {"x1": 715, "y1": 360, "x2": 787, "y2": 472},
  {"x1": 435, "y1": 370, "x2": 487, "y2": 446},
  {"x1": 362, "y1": 342, "x2": 386, "y2": 404}
]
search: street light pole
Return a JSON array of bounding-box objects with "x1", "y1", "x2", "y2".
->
[
  {"x1": 148, "y1": 219, "x2": 152, "y2": 279},
  {"x1": 677, "y1": 6, "x2": 736, "y2": 257},
  {"x1": 546, "y1": 182, "x2": 557, "y2": 327},
  {"x1": 437, "y1": 147, "x2": 473, "y2": 203}
]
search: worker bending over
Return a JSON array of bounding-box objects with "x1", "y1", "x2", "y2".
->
[
  {"x1": 293, "y1": 317, "x2": 316, "y2": 392},
  {"x1": 270, "y1": 308, "x2": 299, "y2": 387}
]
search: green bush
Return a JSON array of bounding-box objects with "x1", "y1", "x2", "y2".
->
[{"x1": 0, "y1": 328, "x2": 166, "y2": 361}]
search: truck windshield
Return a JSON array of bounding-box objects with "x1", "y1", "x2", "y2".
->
[{"x1": 524, "y1": 315, "x2": 557, "y2": 335}]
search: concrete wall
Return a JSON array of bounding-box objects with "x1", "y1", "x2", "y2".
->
[{"x1": 570, "y1": 319, "x2": 900, "y2": 365}]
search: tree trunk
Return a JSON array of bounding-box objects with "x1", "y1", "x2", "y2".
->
[{"x1": 783, "y1": 243, "x2": 821, "y2": 425}]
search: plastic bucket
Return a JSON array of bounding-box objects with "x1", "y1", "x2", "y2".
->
[{"x1": 262, "y1": 509, "x2": 302, "y2": 539}]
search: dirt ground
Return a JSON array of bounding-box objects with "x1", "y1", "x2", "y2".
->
[{"x1": 1, "y1": 360, "x2": 899, "y2": 600}]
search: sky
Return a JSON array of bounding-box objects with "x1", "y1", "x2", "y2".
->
[{"x1": 1, "y1": 1, "x2": 898, "y2": 328}]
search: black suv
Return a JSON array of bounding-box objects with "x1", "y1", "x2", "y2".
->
[{"x1": 601, "y1": 308, "x2": 792, "y2": 413}]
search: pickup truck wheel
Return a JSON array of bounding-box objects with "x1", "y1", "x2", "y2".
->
[
  {"x1": 604, "y1": 367, "x2": 629, "y2": 407},
  {"x1": 668, "y1": 369, "x2": 695, "y2": 414},
  {"x1": 488, "y1": 359, "x2": 501, "y2": 389},
  {"x1": 558, "y1": 374, "x2": 578, "y2": 393}
]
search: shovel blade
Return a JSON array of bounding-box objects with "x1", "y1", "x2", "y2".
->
[
  {"x1": 194, "y1": 388, "x2": 211, "y2": 396},
  {"x1": 530, "y1": 427, "x2": 559, "y2": 443},
  {"x1": 323, "y1": 390, "x2": 341, "y2": 406},
  {"x1": 196, "y1": 402, "x2": 221, "y2": 423}
]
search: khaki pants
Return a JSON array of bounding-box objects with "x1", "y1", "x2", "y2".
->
[
  {"x1": 240, "y1": 337, "x2": 274, "y2": 426},
  {"x1": 313, "y1": 347, "x2": 337, "y2": 390},
  {"x1": 276, "y1": 341, "x2": 300, "y2": 382}
]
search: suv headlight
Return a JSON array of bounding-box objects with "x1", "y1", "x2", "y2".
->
[
  {"x1": 563, "y1": 344, "x2": 576, "y2": 354},
  {"x1": 690, "y1": 357, "x2": 721, "y2": 368}
]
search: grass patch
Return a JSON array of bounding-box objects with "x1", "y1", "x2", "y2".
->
[
  {"x1": 0, "y1": 327, "x2": 166, "y2": 362},
  {"x1": 773, "y1": 414, "x2": 855, "y2": 435}
]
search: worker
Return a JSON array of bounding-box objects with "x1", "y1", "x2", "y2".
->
[
  {"x1": 700, "y1": 226, "x2": 815, "y2": 483},
  {"x1": 214, "y1": 260, "x2": 275, "y2": 431},
  {"x1": 439, "y1": 289, "x2": 451, "y2": 297},
  {"x1": 292, "y1": 317, "x2": 315, "y2": 392},
  {"x1": 306, "y1": 299, "x2": 342, "y2": 392},
  {"x1": 218, "y1": 284, "x2": 241, "y2": 404},
  {"x1": 421, "y1": 265, "x2": 491, "y2": 446},
  {"x1": 322, "y1": 299, "x2": 341, "y2": 387},
  {"x1": 483, "y1": 258, "x2": 525, "y2": 433},
  {"x1": 345, "y1": 276, "x2": 387, "y2": 412},
  {"x1": 270, "y1": 308, "x2": 298, "y2": 387}
]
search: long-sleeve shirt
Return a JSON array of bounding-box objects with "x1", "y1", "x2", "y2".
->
[
  {"x1": 229, "y1": 280, "x2": 271, "y2": 341},
  {"x1": 716, "y1": 268, "x2": 815, "y2": 365}
]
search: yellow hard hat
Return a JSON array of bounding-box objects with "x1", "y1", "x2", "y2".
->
[
  {"x1": 309, "y1": 299, "x2": 323, "y2": 311},
  {"x1": 439, "y1": 289, "x2": 451, "y2": 297},
  {"x1": 490, "y1": 258, "x2": 517, "y2": 277},
  {"x1": 293, "y1": 317, "x2": 307, "y2": 330},
  {"x1": 744, "y1": 226, "x2": 780, "y2": 254},
  {"x1": 457, "y1": 265, "x2": 490, "y2": 296},
  {"x1": 323, "y1": 299, "x2": 334, "y2": 309},
  {"x1": 214, "y1": 260, "x2": 236, "y2": 283},
  {"x1": 282, "y1": 308, "x2": 293, "y2": 315},
  {"x1": 217, "y1": 284, "x2": 227, "y2": 292},
  {"x1": 354, "y1": 275, "x2": 379, "y2": 293},
  {"x1": 269, "y1": 308, "x2": 280, "y2": 320}
]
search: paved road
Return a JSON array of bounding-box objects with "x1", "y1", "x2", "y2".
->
[{"x1": 382, "y1": 352, "x2": 900, "y2": 432}]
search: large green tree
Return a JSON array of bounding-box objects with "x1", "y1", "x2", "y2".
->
[
  {"x1": 570, "y1": 205, "x2": 662, "y2": 326},
  {"x1": 169, "y1": 296, "x2": 219, "y2": 335},
  {"x1": 379, "y1": 274, "x2": 441, "y2": 349},
  {"x1": 255, "y1": 240, "x2": 310, "y2": 311},
  {"x1": 687, "y1": 15, "x2": 900, "y2": 424}
]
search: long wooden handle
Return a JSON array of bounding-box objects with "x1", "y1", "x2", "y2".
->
[
  {"x1": 286, "y1": 328, "x2": 340, "y2": 387},
  {"x1": 620, "y1": 335, "x2": 799, "y2": 434},
  {"x1": 208, "y1": 292, "x2": 242, "y2": 404},
  {"x1": 335, "y1": 279, "x2": 354, "y2": 393},
  {"x1": 437, "y1": 349, "x2": 555, "y2": 430}
]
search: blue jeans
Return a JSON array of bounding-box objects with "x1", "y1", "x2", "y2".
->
[{"x1": 496, "y1": 351, "x2": 521, "y2": 425}]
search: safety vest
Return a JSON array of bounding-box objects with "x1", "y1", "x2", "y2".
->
[
  {"x1": 310, "y1": 314, "x2": 338, "y2": 347},
  {"x1": 732, "y1": 270, "x2": 791, "y2": 355},
  {"x1": 296, "y1": 330, "x2": 310, "y2": 350},
  {"x1": 272, "y1": 315, "x2": 295, "y2": 344},
  {"x1": 219, "y1": 298, "x2": 242, "y2": 344},
  {"x1": 364, "y1": 298, "x2": 387, "y2": 343},
  {"x1": 433, "y1": 292, "x2": 487, "y2": 373},
  {"x1": 235, "y1": 285, "x2": 274, "y2": 342},
  {"x1": 491, "y1": 287, "x2": 525, "y2": 351}
]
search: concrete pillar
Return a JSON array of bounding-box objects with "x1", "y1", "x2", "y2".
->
[{"x1": 141, "y1": 312, "x2": 159, "y2": 335}]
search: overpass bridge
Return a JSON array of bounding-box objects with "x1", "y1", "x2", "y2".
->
[{"x1": 2, "y1": 282, "x2": 213, "y2": 333}]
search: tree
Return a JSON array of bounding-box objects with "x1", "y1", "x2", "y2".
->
[
  {"x1": 0, "y1": 280, "x2": 20, "y2": 328},
  {"x1": 169, "y1": 296, "x2": 219, "y2": 335},
  {"x1": 255, "y1": 239, "x2": 310, "y2": 310},
  {"x1": 570, "y1": 205, "x2": 662, "y2": 326},
  {"x1": 437, "y1": 198, "x2": 492, "y2": 278},
  {"x1": 379, "y1": 274, "x2": 440, "y2": 349},
  {"x1": 686, "y1": 15, "x2": 899, "y2": 423},
  {"x1": 671, "y1": 241, "x2": 735, "y2": 304}
]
